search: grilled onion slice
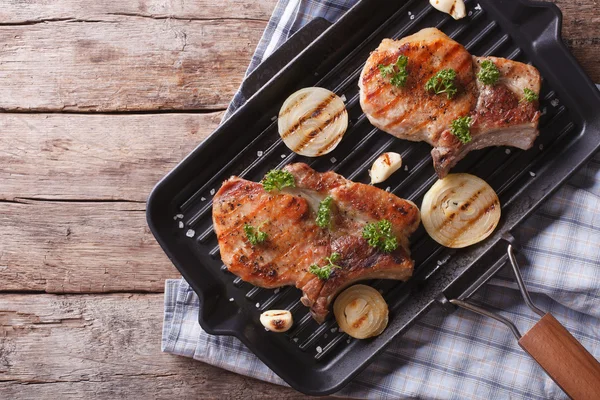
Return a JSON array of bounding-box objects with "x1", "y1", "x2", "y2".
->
[
  {"x1": 278, "y1": 87, "x2": 348, "y2": 157},
  {"x1": 334, "y1": 284, "x2": 388, "y2": 339},
  {"x1": 421, "y1": 173, "x2": 500, "y2": 248}
]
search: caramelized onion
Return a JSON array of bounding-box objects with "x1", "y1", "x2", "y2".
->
[
  {"x1": 278, "y1": 87, "x2": 348, "y2": 157},
  {"x1": 421, "y1": 173, "x2": 501, "y2": 248},
  {"x1": 334, "y1": 284, "x2": 388, "y2": 339}
]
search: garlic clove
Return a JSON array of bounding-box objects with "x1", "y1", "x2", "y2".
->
[
  {"x1": 429, "y1": 0, "x2": 467, "y2": 20},
  {"x1": 260, "y1": 310, "x2": 293, "y2": 332},
  {"x1": 369, "y1": 152, "x2": 403, "y2": 184}
]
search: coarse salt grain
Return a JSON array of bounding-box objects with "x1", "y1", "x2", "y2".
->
[
  {"x1": 385, "y1": 187, "x2": 391, "y2": 192},
  {"x1": 281, "y1": 154, "x2": 286, "y2": 159},
  {"x1": 539, "y1": 144, "x2": 544, "y2": 151},
  {"x1": 346, "y1": 338, "x2": 351, "y2": 344},
  {"x1": 257, "y1": 150, "x2": 264, "y2": 157},
  {"x1": 330, "y1": 157, "x2": 337, "y2": 163},
  {"x1": 209, "y1": 189, "x2": 215, "y2": 195},
  {"x1": 201, "y1": 197, "x2": 206, "y2": 201},
  {"x1": 256, "y1": 302, "x2": 260, "y2": 308},
  {"x1": 273, "y1": 288, "x2": 280, "y2": 294},
  {"x1": 176, "y1": 213, "x2": 184, "y2": 219},
  {"x1": 271, "y1": 115, "x2": 277, "y2": 121},
  {"x1": 330, "y1": 327, "x2": 337, "y2": 333},
  {"x1": 468, "y1": 10, "x2": 473, "y2": 16},
  {"x1": 410, "y1": 15, "x2": 415, "y2": 20},
  {"x1": 551, "y1": 99, "x2": 559, "y2": 107},
  {"x1": 186, "y1": 229, "x2": 195, "y2": 238},
  {"x1": 529, "y1": 171, "x2": 536, "y2": 177},
  {"x1": 408, "y1": 11, "x2": 412, "y2": 15},
  {"x1": 229, "y1": 298, "x2": 234, "y2": 302},
  {"x1": 475, "y1": 4, "x2": 482, "y2": 11},
  {"x1": 340, "y1": 94, "x2": 347, "y2": 102},
  {"x1": 293, "y1": 337, "x2": 299, "y2": 343},
  {"x1": 404, "y1": 165, "x2": 409, "y2": 171},
  {"x1": 316, "y1": 346, "x2": 323, "y2": 353},
  {"x1": 178, "y1": 221, "x2": 184, "y2": 229},
  {"x1": 505, "y1": 149, "x2": 511, "y2": 155}
]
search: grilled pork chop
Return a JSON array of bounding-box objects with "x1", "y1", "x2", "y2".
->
[
  {"x1": 213, "y1": 163, "x2": 420, "y2": 323},
  {"x1": 359, "y1": 28, "x2": 541, "y2": 178}
]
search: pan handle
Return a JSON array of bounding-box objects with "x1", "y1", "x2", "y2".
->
[{"x1": 451, "y1": 245, "x2": 600, "y2": 400}]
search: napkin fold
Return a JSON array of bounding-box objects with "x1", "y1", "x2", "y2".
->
[{"x1": 163, "y1": 1, "x2": 600, "y2": 398}]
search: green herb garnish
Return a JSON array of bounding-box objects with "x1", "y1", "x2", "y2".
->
[
  {"x1": 378, "y1": 55, "x2": 409, "y2": 87},
  {"x1": 450, "y1": 116, "x2": 473, "y2": 144},
  {"x1": 316, "y1": 196, "x2": 334, "y2": 229},
  {"x1": 477, "y1": 60, "x2": 500, "y2": 85},
  {"x1": 261, "y1": 169, "x2": 295, "y2": 192},
  {"x1": 244, "y1": 223, "x2": 268, "y2": 245},
  {"x1": 425, "y1": 69, "x2": 458, "y2": 99},
  {"x1": 309, "y1": 252, "x2": 342, "y2": 280},
  {"x1": 522, "y1": 88, "x2": 539, "y2": 103},
  {"x1": 362, "y1": 219, "x2": 398, "y2": 253}
]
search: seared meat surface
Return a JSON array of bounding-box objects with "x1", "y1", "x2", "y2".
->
[
  {"x1": 213, "y1": 163, "x2": 420, "y2": 323},
  {"x1": 360, "y1": 28, "x2": 541, "y2": 178}
]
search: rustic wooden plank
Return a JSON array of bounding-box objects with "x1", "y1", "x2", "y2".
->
[
  {"x1": 0, "y1": 18, "x2": 266, "y2": 112},
  {"x1": 0, "y1": 293, "x2": 319, "y2": 399},
  {"x1": 0, "y1": 0, "x2": 278, "y2": 23},
  {"x1": 0, "y1": 200, "x2": 175, "y2": 293},
  {"x1": 0, "y1": 113, "x2": 220, "y2": 202}
]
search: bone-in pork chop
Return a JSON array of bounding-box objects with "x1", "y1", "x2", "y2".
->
[
  {"x1": 359, "y1": 28, "x2": 541, "y2": 178},
  {"x1": 212, "y1": 163, "x2": 420, "y2": 323}
]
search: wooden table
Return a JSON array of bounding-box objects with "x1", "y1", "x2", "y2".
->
[{"x1": 1, "y1": 1, "x2": 598, "y2": 398}]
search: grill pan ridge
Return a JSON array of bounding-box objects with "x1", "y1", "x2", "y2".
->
[{"x1": 147, "y1": 0, "x2": 600, "y2": 395}]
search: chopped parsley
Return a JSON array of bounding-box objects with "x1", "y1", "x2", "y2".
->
[
  {"x1": 477, "y1": 60, "x2": 500, "y2": 85},
  {"x1": 522, "y1": 88, "x2": 539, "y2": 103},
  {"x1": 261, "y1": 169, "x2": 295, "y2": 192},
  {"x1": 316, "y1": 196, "x2": 334, "y2": 229},
  {"x1": 378, "y1": 55, "x2": 409, "y2": 87},
  {"x1": 450, "y1": 116, "x2": 473, "y2": 144},
  {"x1": 243, "y1": 223, "x2": 268, "y2": 245},
  {"x1": 362, "y1": 219, "x2": 398, "y2": 253},
  {"x1": 309, "y1": 252, "x2": 342, "y2": 280},
  {"x1": 425, "y1": 69, "x2": 458, "y2": 99}
]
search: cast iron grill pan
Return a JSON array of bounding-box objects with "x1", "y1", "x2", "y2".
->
[{"x1": 147, "y1": 0, "x2": 600, "y2": 395}]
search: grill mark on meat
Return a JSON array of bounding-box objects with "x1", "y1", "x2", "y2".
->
[
  {"x1": 280, "y1": 93, "x2": 336, "y2": 139},
  {"x1": 292, "y1": 108, "x2": 347, "y2": 154}
]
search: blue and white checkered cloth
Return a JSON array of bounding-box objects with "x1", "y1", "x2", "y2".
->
[{"x1": 163, "y1": 1, "x2": 600, "y2": 398}]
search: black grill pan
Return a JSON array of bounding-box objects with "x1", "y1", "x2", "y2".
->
[{"x1": 147, "y1": 0, "x2": 600, "y2": 395}]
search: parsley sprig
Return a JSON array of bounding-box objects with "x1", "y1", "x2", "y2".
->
[
  {"x1": 378, "y1": 55, "x2": 409, "y2": 88},
  {"x1": 450, "y1": 116, "x2": 473, "y2": 144},
  {"x1": 425, "y1": 69, "x2": 458, "y2": 99},
  {"x1": 244, "y1": 223, "x2": 268, "y2": 245},
  {"x1": 362, "y1": 219, "x2": 398, "y2": 253},
  {"x1": 477, "y1": 60, "x2": 500, "y2": 85},
  {"x1": 261, "y1": 169, "x2": 295, "y2": 192},
  {"x1": 309, "y1": 252, "x2": 342, "y2": 280},
  {"x1": 316, "y1": 196, "x2": 334, "y2": 229},
  {"x1": 522, "y1": 88, "x2": 538, "y2": 103}
]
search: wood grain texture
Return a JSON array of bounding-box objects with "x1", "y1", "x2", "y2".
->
[
  {"x1": 0, "y1": 18, "x2": 267, "y2": 112},
  {"x1": 0, "y1": 0, "x2": 278, "y2": 23},
  {"x1": 0, "y1": 113, "x2": 220, "y2": 202},
  {"x1": 0, "y1": 199, "x2": 176, "y2": 293},
  {"x1": 0, "y1": 293, "x2": 317, "y2": 399},
  {"x1": 519, "y1": 313, "x2": 600, "y2": 400}
]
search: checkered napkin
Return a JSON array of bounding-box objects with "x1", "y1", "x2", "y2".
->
[{"x1": 163, "y1": 1, "x2": 600, "y2": 398}]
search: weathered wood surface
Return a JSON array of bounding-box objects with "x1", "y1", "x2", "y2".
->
[
  {"x1": 0, "y1": 199, "x2": 177, "y2": 293},
  {"x1": 0, "y1": 293, "x2": 315, "y2": 399},
  {"x1": 0, "y1": 113, "x2": 220, "y2": 202},
  {"x1": 1, "y1": 0, "x2": 598, "y2": 398}
]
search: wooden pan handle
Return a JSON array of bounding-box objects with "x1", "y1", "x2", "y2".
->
[{"x1": 518, "y1": 313, "x2": 600, "y2": 400}]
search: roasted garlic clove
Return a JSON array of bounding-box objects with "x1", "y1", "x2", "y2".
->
[
  {"x1": 334, "y1": 285, "x2": 389, "y2": 339},
  {"x1": 429, "y1": 0, "x2": 467, "y2": 20},
  {"x1": 369, "y1": 152, "x2": 403, "y2": 184},
  {"x1": 260, "y1": 310, "x2": 293, "y2": 332}
]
